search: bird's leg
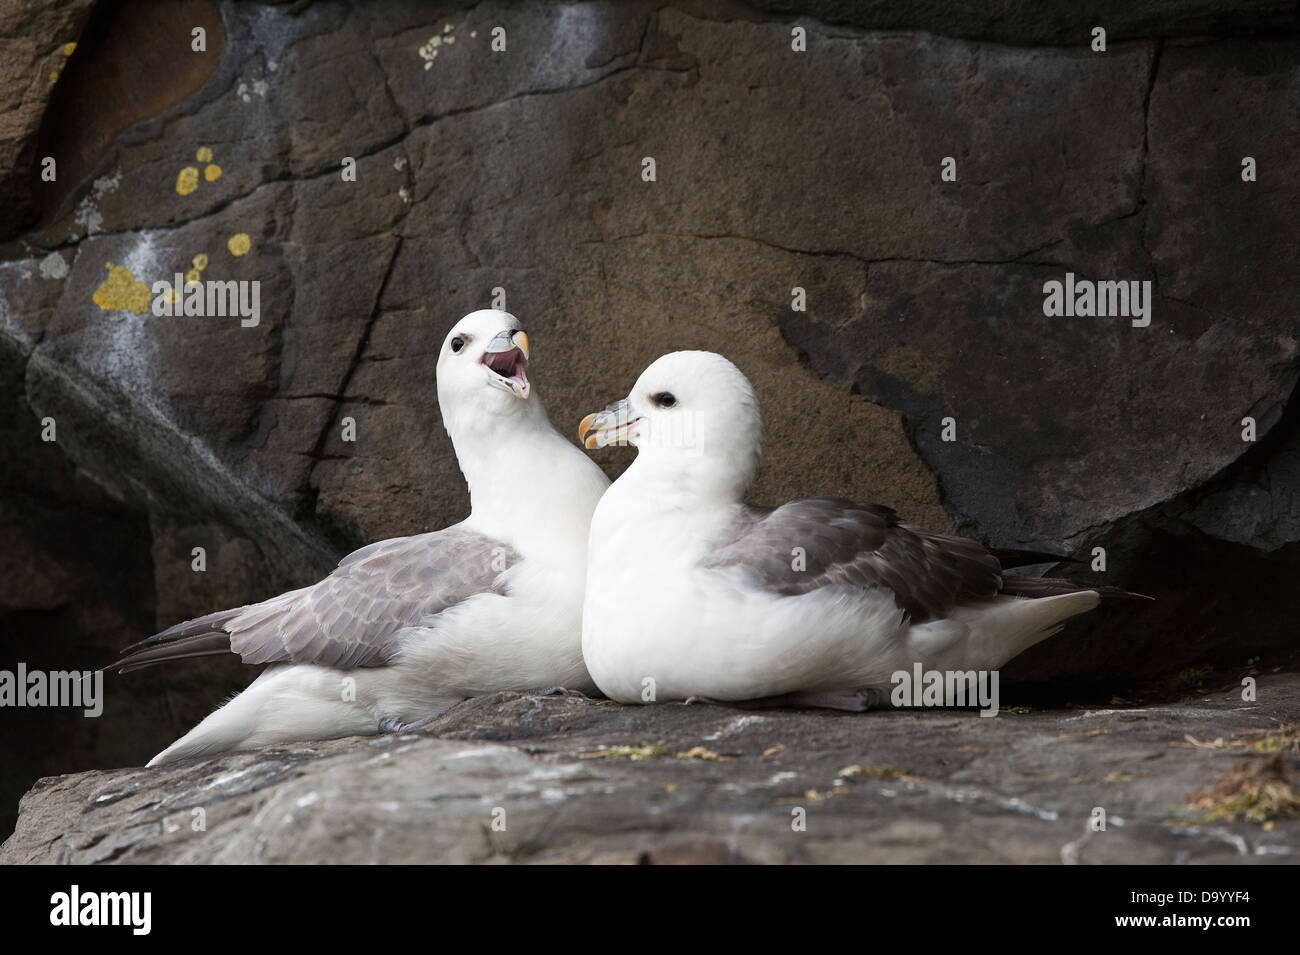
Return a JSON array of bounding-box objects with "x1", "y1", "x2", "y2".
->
[{"x1": 378, "y1": 698, "x2": 472, "y2": 734}]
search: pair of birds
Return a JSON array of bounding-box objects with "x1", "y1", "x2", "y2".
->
[{"x1": 118, "y1": 310, "x2": 1126, "y2": 765}]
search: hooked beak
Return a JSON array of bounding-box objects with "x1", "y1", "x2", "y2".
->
[
  {"x1": 482, "y1": 329, "x2": 531, "y2": 399},
  {"x1": 579, "y1": 398, "x2": 642, "y2": 449}
]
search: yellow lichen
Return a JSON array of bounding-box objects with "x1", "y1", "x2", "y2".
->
[
  {"x1": 192, "y1": 253, "x2": 209, "y2": 270},
  {"x1": 63, "y1": 42, "x2": 77, "y2": 56},
  {"x1": 1182, "y1": 725, "x2": 1300, "y2": 754},
  {"x1": 227, "y1": 233, "x2": 251, "y2": 257},
  {"x1": 839, "y1": 765, "x2": 906, "y2": 778},
  {"x1": 163, "y1": 287, "x2": 180, "y2": 305},
  {"x1": 580, "y1": 744, "x2": 669, "y2": 761},
  {"x1": 204, "y1": 163, "x2": 222, "y2": 182},
  {"x1": 675, "y1": 746, "x2": 732, "y2": 761},
  {"x1": 176, "y1": 166, "x2": 200, "y2": 196},
  {"x1": 184, "y1": 268, "x2": 202, "y2": 285},
  {"x1": 196, "y1": 146, "x2": 213, "y2": 163},
  {"x1": 49, "y1": 71, "x2": 60, "y2": 84},
  {"x1": 92, "y1": 263, "x2": 152, "y2": 314}
]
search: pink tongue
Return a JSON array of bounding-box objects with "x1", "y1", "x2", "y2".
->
[{"x1": 488, "y1": 348, "x2": 520, "y2": 375}]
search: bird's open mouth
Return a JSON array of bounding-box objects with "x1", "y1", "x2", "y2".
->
[{"x1": 482, "y1": 344, "x2": 530, "y2": 399}]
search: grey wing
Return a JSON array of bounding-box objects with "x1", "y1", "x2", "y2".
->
[
  {"x1": 700, "y1": 498, "x2": 1003, "y2": 623},
  {"x1": 114, "y1": 527, "x2": 519, "y2": 672}
]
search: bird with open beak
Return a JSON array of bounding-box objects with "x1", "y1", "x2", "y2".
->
[{"x1": 115, "y1": 310, "x2": 609, "y2": 765}]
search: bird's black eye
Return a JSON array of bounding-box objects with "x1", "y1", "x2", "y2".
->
[
  {"x1": 652, "y1": 392, "x2": 677, "y2": 408},
  {"x1": 451, "y1": 337, "x2": 466, "y2": 353}
]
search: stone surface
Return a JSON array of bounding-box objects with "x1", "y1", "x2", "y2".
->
[
  {"x1": 4, "y1": 672, "x2": 1297, "y2": 864},
  {"x1": 0, "y1": 1, "x2": 1297, "y2": 846},
  {"x1": 747, "y1": 0, "x2": 1300, "y2": 44},
  {"x1": 0, "y1": 0, "x2": 95, "y2": 237}
]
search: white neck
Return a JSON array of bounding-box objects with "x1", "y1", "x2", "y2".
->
[
  {"x1": 595, "y1": 454, "x2": 745, "y2": 552},
  {"x1": 620, "y1": 447, "x2": 754, "y2": 514},
  {"x1": 446, "y1": 396, "x2": 609, "y2": 554}
]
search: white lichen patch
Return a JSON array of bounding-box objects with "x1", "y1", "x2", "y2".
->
[
  {"x1": 237, "y1": 77, "x2": 269, "y2": 103},
  {"x1": 418, "y1": 36, "x2": 440, "y2": 68},
  {"x1": 419, "y1": 23, "x2": 456, "y2": 69},
  {"x1": 702, "y1": 715, "x2": 769, "y2": 740},
  {"x1": 73, "y1": 170, "x2": 122, "y2": 237},
  {"x1": 39, "y1": 251, "x2": 69, "y2": 280},
  {"x1": 91, "y1": 171, "x2": 121, "y2": 198},
  {"x1": 83, "y1": 234, "x2": 169, "y2": 419}
]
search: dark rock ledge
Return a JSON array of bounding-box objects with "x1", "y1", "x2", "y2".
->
[{"x1": 3, "y1": 672, "x2": 1297, "y2": 864}]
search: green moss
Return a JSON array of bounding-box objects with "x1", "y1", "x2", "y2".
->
[
  {"x1": 1187, "y1": 753, "x2": 1300, "y2": 825},
  {"x1": 1247, "y1": 725, "x2": 1300, "y2": 754}
]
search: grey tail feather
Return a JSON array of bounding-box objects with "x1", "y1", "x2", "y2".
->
[
  {"x1": 989, "y1": 548, "x2": 1081, "y2": 569},
  {"x1": 110, "y1": 607, "x2": 243, "y2": 674},
  {"x1": 113, "y1": 633, "x2": 235, "y2": 674},
  {"x1": 999, "y1": 575, "x2": 1153, "y2": 601}
]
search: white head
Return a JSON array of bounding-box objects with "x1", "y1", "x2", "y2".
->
[
  {"x1": 436, "y1": 310, "x2": 534, "y2": 436},
  {"x1": 579, "y1": 351, "x2": 763, "y2": 504}
]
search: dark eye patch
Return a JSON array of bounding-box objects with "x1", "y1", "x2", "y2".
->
[
  {"x1": 451, "y1": 336, "x2": 466, "y2": 353},
  {"x1": 651, "y1": 392, "x2": 677, "y2": 408}
]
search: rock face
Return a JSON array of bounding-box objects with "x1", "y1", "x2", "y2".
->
[
  {"x1": 3, "y1": 673, "x2": 1298, "y2": 864},
  {"x1": 0, "y1": 1, "x2": 1296, "y2": 844},
  {"x1": 0, "y1": 0, "x2": 95, "y2": 235}
]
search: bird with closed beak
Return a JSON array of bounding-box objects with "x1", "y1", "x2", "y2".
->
[{"x1": 578, "y1": 350, "x2": 1144, "y2": 710}]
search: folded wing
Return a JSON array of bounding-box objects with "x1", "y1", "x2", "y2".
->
[
  {"x1": 114, "y1": 528, "x2": 518, "y2": 672},
  {"x1": 700, "y1": 498, "x2": 1005, "y2": 623}
]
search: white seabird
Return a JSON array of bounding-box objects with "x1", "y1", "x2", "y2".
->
[
  {"x1": 578, "y1": 350, "x2": 1142, "y2": 708},
  {"x1": 118, "y1": 310, "x2": 610, "y2": 765}
]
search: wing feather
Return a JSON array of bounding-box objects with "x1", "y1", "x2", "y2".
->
[
  {"x1": 700, "y1": 498, "x2": 1003, "y2": 622},
  {"x1": 115, "y1": 527, "x2": 518, "y2": 672}
]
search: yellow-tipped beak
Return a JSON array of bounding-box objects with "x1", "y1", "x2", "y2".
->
[
  {"x1": 579, "y1": 399, "x2": 640, "y2": 450},
  {"x1": 511, "y1": 330, "x2": 529, "y2": 360},
  {"x1": 579, "y1": 412, "x2": 602, "y2": 449}
]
